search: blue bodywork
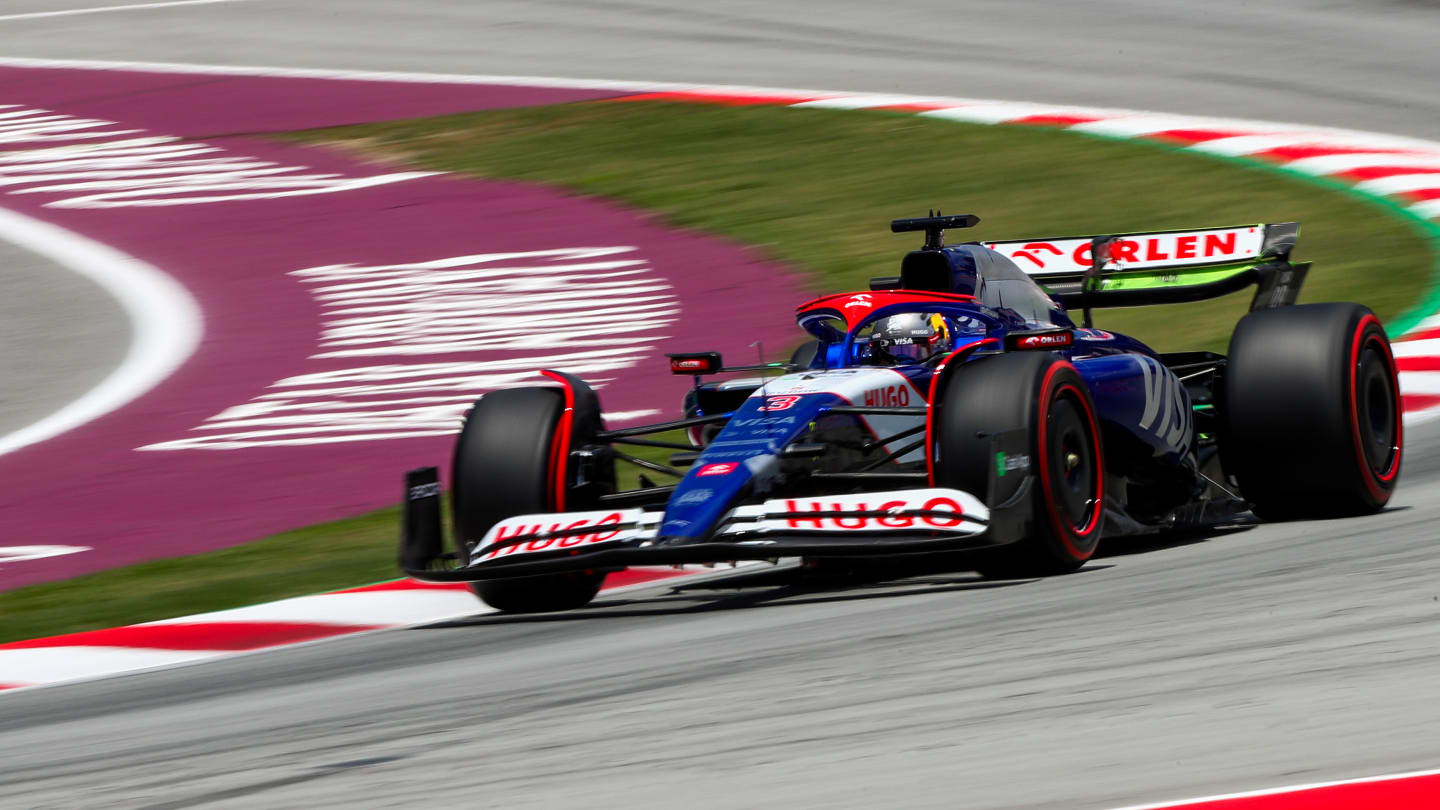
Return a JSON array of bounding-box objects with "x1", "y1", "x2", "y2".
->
[{"x1": 661, "y1": 243, "x2": 1196, "y2": 541}]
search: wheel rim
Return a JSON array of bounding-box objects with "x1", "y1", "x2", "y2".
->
[
  {"x1": 1356, "y1": 341, "x2": 1398, "y2": 478},
  {"x1": 1046, "y1": 396, "x2": 1098, "y2": 534}
]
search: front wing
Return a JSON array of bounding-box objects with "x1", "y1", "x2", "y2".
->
[{"x1": 399, "y1": 470, "x2": 1025, "y2": 582}]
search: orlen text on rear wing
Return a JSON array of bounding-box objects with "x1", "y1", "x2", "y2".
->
[{"x1": 984, "y1": 223, "x2": 1307, "y2": 312}]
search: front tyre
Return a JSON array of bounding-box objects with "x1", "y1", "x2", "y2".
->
[
  {"x1": 1221, "y1": 303, "x2": 1401, "y2": 519},
  {"x1": 451, "y1": 387, "x2": 605, "y2": 612},
  {"x1": 935, "y1": 352, "x2": 1105, "y2": 577}
]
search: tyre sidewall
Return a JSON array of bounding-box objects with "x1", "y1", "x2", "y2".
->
[
  {"x1": 451, "y1": 387, "x2": 564, "y2": 554},
  {"x1": 1222, "y1": 303, "x2": 1401, "y2": 517},
  {"x1": 450, "y1": 386, "x2": 606, "y2": 612},
  {"x1": 935, "y1": 351, "x2": 1105, "y2": 572}
]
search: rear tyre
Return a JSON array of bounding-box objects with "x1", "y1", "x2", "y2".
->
[
  {"x1": 451, "y1": 387, "x2": 605, "y2": 612},
  {"x1": 1221, "y1": 303, "x2": 1401, "y2": 519},
  {"x1": 935, "y1": 352, "x2": 1105, "y2": 577}
]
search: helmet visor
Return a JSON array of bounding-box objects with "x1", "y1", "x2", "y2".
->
[{"x1": 879, "y1": 335, "x2": 935, "y2": 363}]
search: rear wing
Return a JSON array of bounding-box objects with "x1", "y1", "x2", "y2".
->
[{"x1": 984, "y1": 223, "x2": 1308, "y2": 313}]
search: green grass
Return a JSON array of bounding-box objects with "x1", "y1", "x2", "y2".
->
[
  {"x1": 0, "y1": 440, "x2": 683, "y2": 644},
  {"x1": 4, "y1": 100, "x2": 1433, "y2": 644},
  {"x1": 291, "y1": 101, "x2": 1434, "y2": 352},
  {"x1": 0, "y1": 506, "x2": 402, "y2": 644}
]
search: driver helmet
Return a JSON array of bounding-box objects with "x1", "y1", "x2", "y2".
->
[{"x1": 872, "y1": 312, "x2": 951, "y2": 364}]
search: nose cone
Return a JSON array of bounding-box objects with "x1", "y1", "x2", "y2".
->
[{"x1": 659, "y1": 391, "x2": 832, "y2": 541}]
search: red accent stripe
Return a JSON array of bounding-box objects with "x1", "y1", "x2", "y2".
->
[
  {"x1": 602, "y1": 568, "x2": 696, "y2": 588},
  {"x1": 1348, "y1": 315, "x2": 1400, "y2": 497},
  {"x1": 795, "y1": 290, "x2": 979, "y2": 331},
  {"x1": 1259, "y1": 145, "x2": 1416, "y2": 161},
  {"x1": 539, "y1": 370, "x2": 575, "y2": 511},
  {"x1": 923, "y1": 339, "x2": 1000, "y2": 486},
  {"x1": 608, "y1": 91, "x2": 818, "y2": 106},
  {"x1": 1404, "y1": 393, "x2": 1440, "y2": 412},
  {"x1": 795, "y1": 290, "x2": 978, "y2": 311},
  {"x1": 1138, "y1": 771, "x2": 1440, "y2": 809},
  {"x1": 1007, "y1": 114, "x2": 1106, "y2": 127},
  {"x1": 0, "y1": 622, "x2": 383, "y2": 652},
  {"x1": 1033, "y1": 364, "x2": 1103, "y2": 561},
  {"x1": 1396, "y1": 355, "x2": 1440, "y2": 371},
  {"x1": 328, "y1": 569, "x2": 695, "y2": 596},
  {"x1": 1148, "y1": 128, "x2": 1252, "y2": 145},
  {"x1": 0, "y1": 569, "x2": 706, "y2": 657},
  {"x1": 1335, "y1": 165, "x2": 1440, "y2": 182},
  {"x1": 924, "y1": 358, "x2": 948, "y2": 486},
  {"x1": 1374, "y1": 332, "x2": 1403, "y2": 484},
  {"x1": 1401, "y1": 187, "x2": 1440, "y2": 201},
  {"x1": 1396, "y1": 326, "x2": 1440, "y2": 342}
]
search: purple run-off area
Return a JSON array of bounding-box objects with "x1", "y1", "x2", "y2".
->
[{"x1": 0, "y1": 66, "x2": 810, "y2": 590}]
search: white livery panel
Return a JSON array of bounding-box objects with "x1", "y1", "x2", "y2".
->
[
  {"x1": 747, "y1": 367, "x2": 926, "y2": 403},
  {"x1": 746, "y1": 368, "x2": 929, "y2": 462},
  {"x1": 724, "y1": 488, "x2": 988, "y2": 536},
  {"x1": 467, "y1": 488, "x2": 988, "y2": 566},
  {"x1": 472, "y1": 508, "x2": 649, "y2": 564}
]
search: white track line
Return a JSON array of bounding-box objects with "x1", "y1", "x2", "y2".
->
[
  {"x1": 0, "y1": 0, "x2": 251, "y2": 23},
  {"x1": 0, "y1": 207, "x2": 202, "y2": 457}
]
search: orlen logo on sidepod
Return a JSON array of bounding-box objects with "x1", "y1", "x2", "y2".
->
[{"x1": 1012, "y1": 332, "x2": 1073, "y2": 350}]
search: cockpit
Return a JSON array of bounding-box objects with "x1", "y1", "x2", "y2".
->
[
  {"x1": 898, "y1": 243, "x2": 1072, "y2": 328},
  {"x1": 795, "y1": 242, "x2": 1076, "y2": 369},
  {"x1": 854, "y1": 311, "x2": 985, "y2": 367}
]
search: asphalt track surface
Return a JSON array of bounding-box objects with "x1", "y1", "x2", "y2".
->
[
  {"x1": 0, "y1": 0, "x2": 1437, "y2": 138},
  {"x1": 2, "y1": 1, "x2": 1439, "y2": 808},
  {"x1": 2, "y1": 428, "x2": 1440, "y2": 809}
]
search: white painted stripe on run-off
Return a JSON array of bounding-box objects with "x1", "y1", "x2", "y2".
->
[
  {"x1": 1395, "y1": 372, "x2": 1440, "y2": 395},
  {"x1": 1391, "y1": 338, "x2": 1440, "y2": 358},
  {"x1": 1104, "y1": 765, "x2": 1440, "y2": 810},
  {"x1": 1410, "y1": 199, "x2": 1440, "y2": 218},
  {"x1": 919, "y1": 103, "x2": 1110, "y2": 124},
  {"x1": 1357, "y1": 174, "x2": 1440, "y2": 195},
  {"x1": 0, "y1": 206, "x2": 203, "y2": 457},
  {"x1": 0, "y1": 0, "x2": 251, "y2": 23}
]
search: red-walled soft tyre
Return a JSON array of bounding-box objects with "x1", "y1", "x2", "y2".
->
[
  {"x1": 451, "y1": 387, "x2": 605, "y2": 612},
  {"x1": 1221, "y1": 303, "x2": 1401, "y2": 519},
  {"x1": 935, "y1": 352, "x2": 1105, "y2": 577}
]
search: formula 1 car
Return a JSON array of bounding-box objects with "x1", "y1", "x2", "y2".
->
[{"x1": 399, "y1": 213, "x2": 1402, "y2": 612}]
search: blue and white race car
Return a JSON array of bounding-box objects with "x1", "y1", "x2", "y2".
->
[{"x1": 399, "y1": 213, "x2": 1402, "y2": 612}]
